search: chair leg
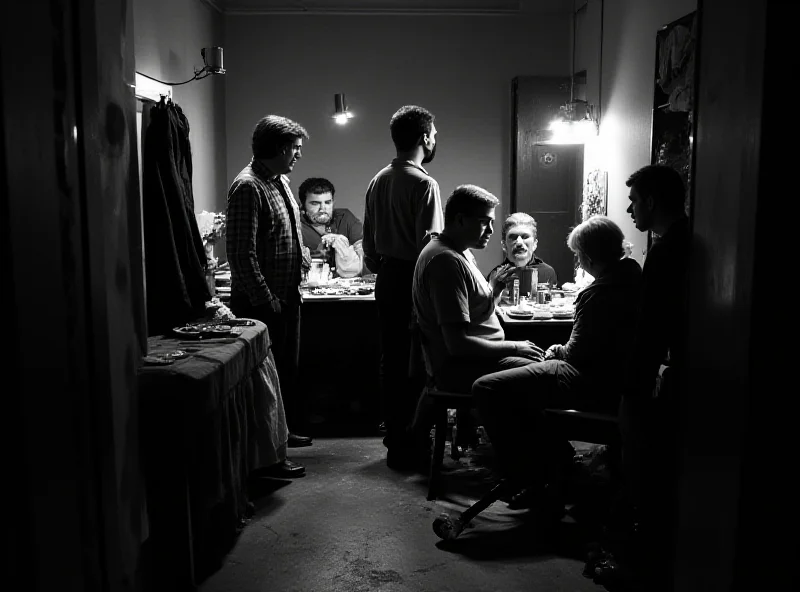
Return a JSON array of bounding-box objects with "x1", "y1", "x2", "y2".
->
[
  {"x1": 432, "y1": 480, "x2": 517, "y2": 541},
  {"x1": 427, "y1": 407, "x2": 448, "y2": 501}
]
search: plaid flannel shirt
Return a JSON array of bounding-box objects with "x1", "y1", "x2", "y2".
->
[{"x1": 226, "y1": 159, "x2": 310, "y2": 306}]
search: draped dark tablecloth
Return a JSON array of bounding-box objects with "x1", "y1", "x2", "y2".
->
[{"x1": 138, "y1": 321, "x2": 286, "y2": 590}]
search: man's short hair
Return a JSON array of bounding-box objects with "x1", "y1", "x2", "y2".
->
[
  {"x1": 389, "y1": 105, "x2": 435, "y2": 152},
  {"x1": 501, "y1": 212, "x2": 537, "y2": 242},
  {"x1": 444, "y1": 184, "x2": 499, "y2": 225},
  {"x1": 252, "y1": 115, "x2": 309, "y2": 159},
  {"x1": 567, "y1": 215, "x2": 625, "y2": 265},
  {"x1": 298, "y1": 177, "x2": 335, "y2": 206},
  {"x1": 625, "y1": 165, "x2": 686, "y2": 214}
]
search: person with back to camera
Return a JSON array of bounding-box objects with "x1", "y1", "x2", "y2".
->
[
  {"x1": 472, "y1": 215, "x2": 642, "y2": 514},
  {"x1": 362, "y1": 105, "x2": 445, "y2": 470}
]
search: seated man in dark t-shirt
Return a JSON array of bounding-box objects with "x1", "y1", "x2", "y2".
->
[
  {"x1": 298, "y1": 177, "x2": 364, "y2": 276},
  {"x1": 486, "y1": 213, "x2": 558, "y2": 297}
]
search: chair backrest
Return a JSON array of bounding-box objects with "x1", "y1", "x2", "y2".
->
[{"x1": 409, "y1": 315, "x2": 436, "y2": 379}]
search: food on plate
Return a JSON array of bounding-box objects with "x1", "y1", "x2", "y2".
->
[{"x1": 506, "y1": 308, "x2": 535, "y2": 319}]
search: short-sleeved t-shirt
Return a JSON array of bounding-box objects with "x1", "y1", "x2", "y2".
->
[
  {"x1": 413, "y1": 235, "x2": 504, "y2": 376},
  {"x1": 301, "y1": 207, "x2": 363, "y2": 259}
]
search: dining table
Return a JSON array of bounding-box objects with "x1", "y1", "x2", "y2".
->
[
  {"x1": 298, "y1": 283, "x2": 381, "y2": 433},
  {"x1": 495, "y1": 305, "x2": 575, "y2": 348}
]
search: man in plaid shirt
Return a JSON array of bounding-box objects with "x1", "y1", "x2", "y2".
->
[{"x1": 226, "y1": 115, "x2": 313, "y2": 473}]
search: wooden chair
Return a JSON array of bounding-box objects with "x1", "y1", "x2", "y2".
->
[
  {"x1": 428, "y1": 396, "x2": 621, "y2": 541},
  {"x1": 425, "y1": 385, "x2": 473, "y2": 501}
]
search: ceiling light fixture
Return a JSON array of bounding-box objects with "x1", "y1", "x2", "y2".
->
[
  {"x1": 332, "y1": 93, "x2": 355, "y2": 125},
  {"x1": 547, "y1": 2, "x2": 599, "y2": 144}
]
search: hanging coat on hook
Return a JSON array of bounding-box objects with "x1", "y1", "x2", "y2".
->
[{"x1": 142, "y1": 99, "x2": 211, "y2": 334}]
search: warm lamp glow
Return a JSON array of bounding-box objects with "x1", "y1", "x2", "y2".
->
[
  {"x1": 547, "y1": 117, "x2": 597, "y2": 144},
  {"x1": 332, "y1": 93, "x2": 354, "y2": 124}
]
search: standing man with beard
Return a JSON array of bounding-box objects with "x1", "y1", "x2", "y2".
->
[
  {"x1": 226, "y1": 115, "x2": 314, "y2": 467},
  {"x1": 363, "y1": 105, "x2": 444, "y2": 469}
]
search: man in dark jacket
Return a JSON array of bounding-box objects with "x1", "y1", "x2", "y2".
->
[
  {"x1": 611, "y1": 164, "x2": 691, "y2": 591},
  {"x1": 473, "y1": 215, "x2": 642, "y2": 504}
]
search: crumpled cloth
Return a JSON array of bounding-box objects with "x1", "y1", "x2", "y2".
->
[{"x1": 657, "y1": 16, "x2": 696, "y2": 112}]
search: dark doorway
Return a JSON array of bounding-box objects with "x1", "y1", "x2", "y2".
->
[{"x1": 511, "y1": 76, "x2": 582, "y2": 285}]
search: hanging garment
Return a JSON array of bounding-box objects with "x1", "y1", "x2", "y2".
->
[{"x1": 142, "y1": 99, "x2": 211, "y2": 335}]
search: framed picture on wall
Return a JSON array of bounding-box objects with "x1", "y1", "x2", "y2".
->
[
  {"x1": 582, "y1": 169, "x2": 608, "y2": 221},
  {"x1": 649, "y1": 11, "x2": 697, "y2": 250}
]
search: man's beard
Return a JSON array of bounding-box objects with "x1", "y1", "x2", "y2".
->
[
  {"x1": 306, "y1": 211, "x2": 331, "y2": 225},
  {"x1": 422, "y1": 141, "x2": 437, "y2": 164}
]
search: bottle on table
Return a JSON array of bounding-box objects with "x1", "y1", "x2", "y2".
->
[{"x1": 511, "y1": 278, "x2": 520, "y2": 307}]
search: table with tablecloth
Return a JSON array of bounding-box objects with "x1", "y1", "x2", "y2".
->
[
  {"x1": 299, "y1": 290, "x2": 381, "y2": 432},
  {"x1": 496, "y1": 305, "x2": 574, "y2": 347},
  {"x1": 138, "y1": 320, "x2": 286, "y2": 590}
]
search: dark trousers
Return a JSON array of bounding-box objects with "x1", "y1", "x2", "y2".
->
[
  {"x1": 230, "y1": 293, "x2": 305, "y2": 434},
  {"x1": 472, "y1": 360, "x2": 588, "y2": 483},
  {"x1": 411, "y1": 355, "x2": 533, "y2": 442},
  {"x1": 618, "y1": 392, "x2": 680, "y2": 589},
  {"x1": 375, "y1": 258, "x2": 418, "y2": 449}
]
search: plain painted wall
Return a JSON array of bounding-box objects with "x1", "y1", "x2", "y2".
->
[
  {"x1": 579, "y1": 0, "x2": 697, "y2": 264},
  {"x1": 133, "y1": 0, "x2": 227, "y2": 215},
  {"x1": 224, "y1": 14, "x2": 570, "y2": 274}
]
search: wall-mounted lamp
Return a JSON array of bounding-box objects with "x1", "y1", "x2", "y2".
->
[
  {"x1": 546, "y1": 0, "x2": 602, "y2": 145},
  {"x1": 136, "y1": 47, "x2": 226, "y2": 88},
  {"x1": 200, "y1": 47, "x2": 225, "y2": 76},
  {"x1": 332, "y1": 93, "x2": 355, "y2": 125},
  {"x1": 548, "y1": 99, "x2": 599, "y2": 144}
]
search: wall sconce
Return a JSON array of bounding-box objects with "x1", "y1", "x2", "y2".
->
[
  {"x1": 199, "y1": 47, "x2": 225, "y2": 76},
  {"x1": 136, "y1": 47, "x2": 226, "y2": 87},
  {"x1": 332, "y1": 93, "x2": 355, "y2": 125}
]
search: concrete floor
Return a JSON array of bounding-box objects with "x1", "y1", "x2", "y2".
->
[{"x1": 199, "y1": 437, "x2": 602, "y2": 592}]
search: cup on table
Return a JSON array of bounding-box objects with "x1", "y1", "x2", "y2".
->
[
  {"x1": 536, "y1": 283, "x2": 551, "y2": 305},
  {"x1": 306, "y1": 258, "x2": 325, "y2": 286}
]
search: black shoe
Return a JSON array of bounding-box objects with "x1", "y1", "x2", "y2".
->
[
  {"x1": 259, "y1": 458, "x2": 306, "y2": 478},
  {"x1": 288, "y1": 433, "x2": 313, "y2": 448}
]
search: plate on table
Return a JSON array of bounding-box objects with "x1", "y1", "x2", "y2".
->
[
  {"x1": 551, "y1": 309, "x2": 575, "y2": 319},
  {"x1": 227, "y1": 318, "x2": 257, "y2": 327},
  {"x1": 173, "y1": 323, "x2": 233, "y2": 339},
  {"x1": 506, "y1": 309, "x2": 535, "y2": 320}
]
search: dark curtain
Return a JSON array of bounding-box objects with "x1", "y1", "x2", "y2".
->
[{"x1": 142, "y1": 99, "x2": 211, "y2": 335}]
